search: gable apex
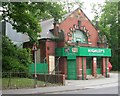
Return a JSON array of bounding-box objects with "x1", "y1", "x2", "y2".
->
[{"x1": 60, "y1": 8, "x2": 98, "y2": 32}]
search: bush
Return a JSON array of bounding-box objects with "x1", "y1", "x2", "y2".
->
[{"x1": 2, "y1": 36, "x2": 32, "y2": 75}]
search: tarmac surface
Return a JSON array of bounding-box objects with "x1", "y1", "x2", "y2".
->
[{"x1": 2, "y1": 72, "x2": 119, "y2": 94}]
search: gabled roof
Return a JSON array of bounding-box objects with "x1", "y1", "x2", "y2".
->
[
  {"x1": 59, "y1": 8, "x2": 98, "y2": 31},
  {"x1": 39, "y1": 8, "x2": 98, "y2": 39},
  {"x1": 39, "y1": 12, "x2": 73, "y2": 39}
]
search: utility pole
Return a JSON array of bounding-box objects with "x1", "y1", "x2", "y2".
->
[{"x1": 32, "y1": 43, "x2": 37, "y2": 88}]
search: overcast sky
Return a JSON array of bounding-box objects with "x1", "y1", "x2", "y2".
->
[
  {"x1": 72, "y1": 0, "x2": 105, "y2": 20},
  {"x1": 0, "y1": 0, "x2": 105, "y2": 21}
]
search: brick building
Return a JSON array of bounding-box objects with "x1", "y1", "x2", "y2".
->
[{"x1": 24, "y1": 8, "x2": 111, "y2": 80}]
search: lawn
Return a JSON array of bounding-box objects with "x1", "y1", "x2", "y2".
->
[{"x1": 2, "y1": 77, "x2": 61, "y2": 89}]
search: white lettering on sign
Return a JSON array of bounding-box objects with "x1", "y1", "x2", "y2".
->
[{"x1": 88, "y1": 49, "x2": 105, "y2": 53}]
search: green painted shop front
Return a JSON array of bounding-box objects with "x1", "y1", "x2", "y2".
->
[{"x1": 55, "y1": 47, "x2": 111, "y2": 80}]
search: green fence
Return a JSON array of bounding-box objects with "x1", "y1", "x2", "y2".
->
[{"x1": 29, "y1": 63, "x2": 48, "y2": 74}]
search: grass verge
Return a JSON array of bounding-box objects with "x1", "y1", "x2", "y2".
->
[{"x1": 2, "y1": 78, "x2": 62, "y2": 89}]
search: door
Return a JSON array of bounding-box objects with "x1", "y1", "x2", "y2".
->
[
  {"x1": 97, "y1": 57, "x2": 102, "y2": 74},
  {"x1": 67, "y1": 59, "x2": 77, "y2": 80},
  {"x1": 49, "y1": 56, "x2": 55, "y2": 74}
]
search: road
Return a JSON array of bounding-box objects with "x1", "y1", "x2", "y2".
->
[{"x1": 47, "y1": 86, "x2": 118, "y2": 94}]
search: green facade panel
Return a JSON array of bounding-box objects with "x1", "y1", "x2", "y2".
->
[
  {"x1": 97, "y1": 68, "x2": 102, "y2": 74},
  {"x1": 67, "y1": 60, "x2": 77, "y2": 80},
  {"x1": 67, "y1": 55, "x2": 76, "y2": 60},
  {"x1": 55, "y1": 48, "x2": 64, "y2": 56},
  {"x1": 29, "y1": 63, "x2": 48, "y2": 74},
  {"x1": 86, "y1": 69, "x2": 92, "y2": 75}
]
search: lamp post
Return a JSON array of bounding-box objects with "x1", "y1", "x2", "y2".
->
[{"x1": 32, "y1": 43, "x2": 37, "y2": 88}]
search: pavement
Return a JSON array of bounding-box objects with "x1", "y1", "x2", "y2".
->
[{"x1": 2, "y1": 73, "x2": 119, "y2": 94}]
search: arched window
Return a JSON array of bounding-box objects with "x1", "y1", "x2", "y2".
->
[{"x1": 72, "y1": 30, "x2": 88, "y2": 44}]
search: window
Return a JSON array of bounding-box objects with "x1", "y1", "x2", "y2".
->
[
  {"x1": 97, "y1": 57, "x2": 102, "y2": 68},
  {"x1": 72, "y1": 30, "x2": 88, "y2": 44},
  {"x1": 86, "y1": 57, "x2": 92, "y2": 69}
]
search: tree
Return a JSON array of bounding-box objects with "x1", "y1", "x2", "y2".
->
[
  {"x1": 118, "y1": 1, "x2": 120, "y2": 71},
  {"x1": 92, "y1": 1, "x2": 118, "y2": 70},
  {"x1": 60, "y1": 0, "x2": 84, "y2": 13},
  {"x1": 1, "y1": 2, "x2": 66, "y2": 73},
  {"x1": 2, "y1": 35, "x2": 32, "y2": 73},
  {"x1": 2, "y1": 2, "x2": 66, "y2": 43},
  {"x1": 91, "y1": 3, "x2": 103, "y2": 26}
]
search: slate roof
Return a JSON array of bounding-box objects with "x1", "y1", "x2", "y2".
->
[
  {"x1": 39, "y1": 12, "x2": 72, "y2": 39},
  {"x1": 40, "y1": 18, "x2": 54, "y2": 39}
]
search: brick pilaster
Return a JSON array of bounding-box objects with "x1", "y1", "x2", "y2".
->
[
  {"x1": 92, "y1": 57, "x2": 97, "y2": 78},
  {"x1": 102, "y1": 58, "x2": 106, "y2": 77},
  {"x1": 77, "y1": 57, "x2": 82, "y2": 80},
  {"x1": 83, "y1": 57, "x2": 87, "y2": 80}
]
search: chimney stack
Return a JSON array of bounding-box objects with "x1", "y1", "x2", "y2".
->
[{"x1": 53, "y1": 22, "x2": 59, "y2": 37}]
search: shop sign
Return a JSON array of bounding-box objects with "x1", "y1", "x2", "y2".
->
[
  {"x1": 79, "y1": 47, "x2": 111, "y2": 57},
  {"x1": 65, "y1": 48, "x2": 70, "y2": 53},
  {"x1": 72, "y1": 48, "x2": 78, "y2": 53}
]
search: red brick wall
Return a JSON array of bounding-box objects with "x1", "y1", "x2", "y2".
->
[
  {"x1": 46, "y1": 40, "x2": 56, "y2": 64},
  {"x1": 59, "y1": 17, "x2": 78, "y2": 43},
  {"x1": 39, "y1": 40, "x2": 46, "y2": 63},
  {"x1": 57, "y1": 41, "x2": 64, "y2": 48},
  {"x1": 82, "y1": 21, "x2": 98, "y2": 47},
  {"x1": 59, "y1": 57, "x2": 67, "y2": 77},
  {"x1": 59, "y1": 9, "x2": 98, "y2": 47}
]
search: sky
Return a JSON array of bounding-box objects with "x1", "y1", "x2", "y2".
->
[
  {"x1": 73, "y1": 0, "x2": 105, "y2": 20},
  {"x1": 0, "y1": 0, "x2": 105, "y2": 21}
]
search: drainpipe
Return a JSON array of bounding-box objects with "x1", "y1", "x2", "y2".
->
[
  {"x1": 53, "y1": 22, "x2": 59, "y2": 37},
  {"x1": 106, "y1": 58, "x2": 108, "y2": 77},
  {"x1": 82, "y1": 57, "x2": 84, "y2": 80},
  {"x1": 43, "y1": 57, "x2": 47, "y2": 86}
]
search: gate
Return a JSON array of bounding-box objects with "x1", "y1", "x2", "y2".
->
[{"x1": 67, "y1": 59, "x2": 77, "y2": 80}]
